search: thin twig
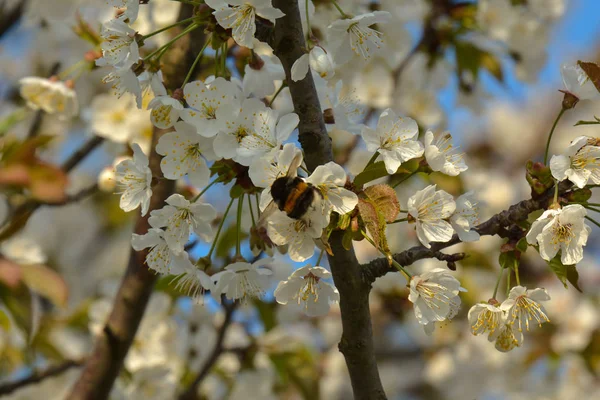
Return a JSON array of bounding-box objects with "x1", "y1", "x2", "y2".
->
[
  {"x1": 178, "y1": 301, "x2": 238, "y2": 400},
  {"x1": 0, "y1": 359, "x2": 84, "y2": 396}
]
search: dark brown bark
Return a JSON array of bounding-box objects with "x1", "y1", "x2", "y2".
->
[
  {"x1": 66, "y1": 5, "x2": 204, "y2": 399},
  {"x1": 270, "y1": 0, "x2": 331, "y2": 172},
  {"x1": 270, "y1": 1, "x2": 386, "y2": 399}
]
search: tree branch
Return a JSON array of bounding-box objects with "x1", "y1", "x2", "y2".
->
[
  {"x1": 0, "y1": 359, "x2": 84, "y2": 396},
  {"x1": 66, "y1": 5, "x2": 205, "y2": 400},
  {"x1": 270, "y1": 2, "x2": 386, "y2": 399},
  {"x1": 270, "y1": 0, "x2": 331, "y2": 173},
  {"x1": 363, "y1": 183, "x2": 573, "y2": 282},
  {"x1": 178, "y1": 301, "x2": 237, "y2": 400}
]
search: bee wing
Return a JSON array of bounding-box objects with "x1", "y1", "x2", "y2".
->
[
  {"x1": 257, "y1": 200, "x2": 279, "y2": 229},
  {"x1": 286, "y1": 152, "x2": 303, "y2": 178}
]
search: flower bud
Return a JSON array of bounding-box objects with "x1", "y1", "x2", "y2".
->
[{"x1": 98, "y1": 167, "x2": 116, "y2": 192}]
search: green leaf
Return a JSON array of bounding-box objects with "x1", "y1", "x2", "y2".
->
[
  {"x1": 455, "y1": 41, "x2": 483, "y2": 81},
  {"x1": 548, "y1": 255, "x2": 581, "y2": 291},
  {"x1": 499, "y1": 251, "x2": 518, "y2": 271},
  {"x1": 353, "y1": 161, "x2": 389, "y2": 189},
  {"x1": 229, "y1": 184, "x2": 244, "y2": 199},
  {"x1": 516, "y1": 238, "x2": 528, "y2": 253},
  {"x1": 342, "y1": 227, "x2": 353, "y2": 251}
]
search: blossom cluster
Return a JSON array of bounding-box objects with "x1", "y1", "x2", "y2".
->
[{"x1": 8, "y1": 0, "x2": 597, "y2": 352}]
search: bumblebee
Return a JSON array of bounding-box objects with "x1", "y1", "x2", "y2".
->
[
  {"x1": 270, "y1": 176, "x2": 319, "y2": 219},
  {"x1": 259, "y1": 153, "x2": 321, "y2": 224}
]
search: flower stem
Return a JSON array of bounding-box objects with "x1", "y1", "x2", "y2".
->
[
  {"x1": 58, "y1": 59, "x2": 87, "y2": 80},
  {"x1": 492, "y1": 268, "x2": 504, "y2": 299},
  {"x1": 391, "y1": 259, "x2": 412, "y2": 280},
  {"x1": 247, "y1": 194, "x2": 256, "y2": 228},
  {"x1": 316, "y1": 249, "x2": 325, "y2": 265},
  {"x1": 235, "y1": 194, "x2": 244, "y2": 256},
  {"x1": 585, "y1": 215, "x2": 600, "y2": 229},
  {"x1": 143, "y1": 23, "x2": 199, "y2": 61},
  {"x1": 193, "y1": 179, "x2": 219, "y2": 202},
  {"x1": 506, "y1": 271, "x2": 511, "y2": 296},
  {"x1": 392, "y1": 171, "x2": 417, "y2": 188},
  {"x1": 305, "y1": 0, "x2": 313, "y2": 38},
  {"x1": 255, "y1": 193, "x2": 261, "y2": 217},
  {"x1": 207, "y1": 197, "x2": 235, "y2": 260},
  {"x1": 141, "y1": 16, "x2": 197, "y2": 40},
  {"x1": 182, "y1": 35, "x2": 212, "y2": 87},
  {"x1": 543, "y1": 108, "x2": 566, "y2": 165},
  {"x1": 360, "y1": 229, "x2": 412, "y2": 278},
  {"x1": 331, "y1": 0, "x2": 349, "y2": 17},
  {"x1": 389, "y1": 217, "x2": 408, "y2": 224},
  {"x1": 514, "y1": 262, "x2": 521, "y2": 286},
  {"x1": 269, "y1": 82, "x2": 287, "y2": 106}
]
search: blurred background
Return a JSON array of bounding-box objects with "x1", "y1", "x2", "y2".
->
[{"x1": 0, "y1": 0, "x2": 599, "y2": 399}]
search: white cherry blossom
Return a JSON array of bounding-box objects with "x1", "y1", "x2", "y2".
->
[
  {"x1": 561, "y1": 62, "x2": 600, "y2": 101},
  {"x1": 407, "y1": 185, "x2": 456, "y2": 248},
  {"x1": 106, "y1": 0, "x2": 140, "y2": 23},
  {"x1": 291, "y1": 46, "x2": 336, "y2": 82},
  {"x1": 102, "y1": 63, "x2": 143, "y2": 108},
  {"x1": 267, "y1": 209, "x2": 325, "y2": 262},
  {"x1": 550, "y1": 136, "x2": 600, "y2": 188},
  {"x1": 450, "y1": 192, "x2": 480, "y2": 242},
  {"x1": 305, "y1": 161, "x2": 358, "y2": 221},
  {"x1": 468, "y1": 301, "x2": 509, "y2": 341},
  {"x1": 327, "y1": 11, "x2": 391, "y2": 65},
  {"x1": 156, "y1": 121, "x2": 215, "y2": 188},
  {"x1": 148, "y1": 194, "x2": 216, "y2": 254},
  {"x1": 274, "y1": 265, "x2": 339, "y2": 317},
  {"x1": 243, "y1": 55, "x2": 285, "y2": 98},
  {"x1": 321, "y1": 79, "x2": 364, "y2": 135},
  {"x1": 213, "y1": 97, "x2": 267, "y2": 161},
  {"x1": 212, "y1": 259, "x2": 274, "y2": 301},
  {"x1": 237, "y1": 107, "x2": 299, "y2": 165},
  {"x1": 526, "y1": 204, "x2": 590, "y2": 265},
  {"x1": 115, "y1": 143, "x2": 152, "y2": 216},
  {"x1": 494, "y1": 323, "x2": 521, "y2": 352},
  {"x1": 148, "y1": 95, "x2": 183, "y2": 129},
  {"x1": 501, "y1": 286, "x2": 551, "y2": 342},
  {"x1": 248, "y1": 143, "x2": 303, "y2": 210},
  {"x1": 206, "y1": 0, "x2": 285, "y2": 49},
  {"x1": 180, "y1": 78, "x2": 241, "y2": 137},
  {"x1": 171, "y1": 255, "x2": 216, "y2": 302},
  {"x1": 96, "y1": 18, "x2": 139, "y2": 67},
  {"x1": 361, "y1": 108, "x2": 423, "y2": 174},
  {"x1": 19, "y1": 77, "x2": 78, "y2": 120},
  {"x1": 424, "y1": 130, "x2": 467, "y2": 176},
  {"x1": 131, "y1": 228, "x2": 191, "y2": 274},
  {"x1": 138, "y1": 69, "x2": 167, "y2": 99},
  {"x1": 408, "y1": 268, "x2": 465, "y2": 330}
]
